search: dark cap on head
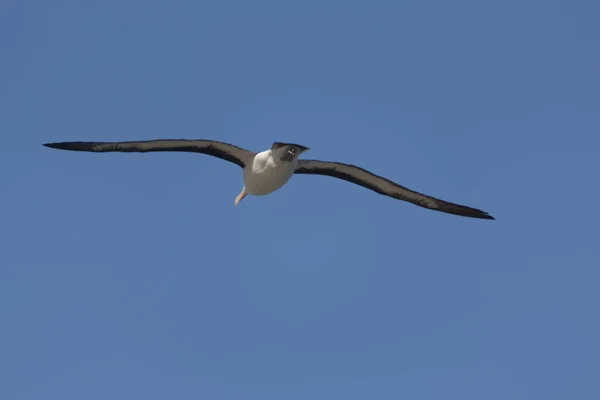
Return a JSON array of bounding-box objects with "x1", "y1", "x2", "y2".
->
[{"x1": 271, "y1": 142, "x2": 310, "y2": 152}]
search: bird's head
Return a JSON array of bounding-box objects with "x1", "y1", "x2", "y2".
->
[
  {"x1": 271, "y1": 142, "x2": 310, "y2": 155},
  {"x1": 274, "y1": 143, "x2": 310, "y2": 162}
]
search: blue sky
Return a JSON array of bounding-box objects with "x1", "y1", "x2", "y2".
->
[{"x1": 1, "y1": 0, "x2": 599, "y2": 398}]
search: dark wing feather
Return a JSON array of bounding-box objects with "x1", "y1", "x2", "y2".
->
[
  {"x1": 294, "y1": 160, "x2": 494, "y2": 220},
  {"x1": 43, "y1": 139, "x2": 255, "y2": 168}
]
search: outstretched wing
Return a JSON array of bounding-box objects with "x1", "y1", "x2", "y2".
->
[
  {"x1": 294, "y1": 159, "x2": 494, "y2": 220},
  {"x1": 43, "y1": 139, "x2": 255, "y2": 168}
]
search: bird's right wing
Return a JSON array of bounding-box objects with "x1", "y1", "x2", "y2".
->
[
  {"x1": 294, "y1": 159, "x2": 494, "y2": 220},
  {"x1": 43, "y1": 139, "x2": 255, "y2": 168}
]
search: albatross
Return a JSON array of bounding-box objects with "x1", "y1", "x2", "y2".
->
[{"x1": 43, "y1": 139, "x2": 494, "y2": 220}]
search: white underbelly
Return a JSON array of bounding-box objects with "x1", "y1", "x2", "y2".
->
[{"x1": 243, "y1": 162, "x2": 295, "y2": 196}]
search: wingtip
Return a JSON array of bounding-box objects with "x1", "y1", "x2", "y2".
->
[
  {"x1": 465, "y1": 206, "x2": 495, "y2": 220},
  {"x1": 43, "y1": 141, "x2": 84, "y2": 151},
  {"x1": 43, "y1": 142, "x2": 62, "y2": 149},
  {"x1": 461, "y1": 209, "x2": 495, "y2": 220},
  {"x1": 473, "y1": 211, "x2": 495, "y2": 220}
]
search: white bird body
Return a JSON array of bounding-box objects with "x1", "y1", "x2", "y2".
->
[{"x1": 243, "y1": 148, "x2": 298, "y2": 196}]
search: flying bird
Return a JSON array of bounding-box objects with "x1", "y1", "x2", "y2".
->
[{"x1": 43, "y1": 139, "x2": 494, "y2": 220}]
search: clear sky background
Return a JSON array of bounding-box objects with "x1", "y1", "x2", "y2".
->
[{"x1": 1, "y1": 1, "x2": 599, "y2": 399}]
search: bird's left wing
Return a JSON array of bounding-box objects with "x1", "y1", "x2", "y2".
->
[
  {"x1": 44, "y1": 139, "x2": 255, "y2": 168},
  {"x1": 294, "y1": 159, "x2": 494, "y2": 220}
]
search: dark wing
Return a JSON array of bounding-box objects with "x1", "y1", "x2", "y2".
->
[
  {"x1": 43, "y1": 139, "x2": 255, "y2": 168},
  {"x1": 294, "y1": 160, "x2": 494, "y2": 220}
]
